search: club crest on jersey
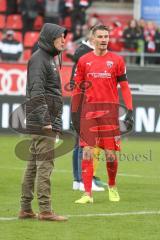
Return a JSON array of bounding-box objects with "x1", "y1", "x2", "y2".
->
[{"x1": 106, "y1": 61, "x2": 113, "y2": 68}]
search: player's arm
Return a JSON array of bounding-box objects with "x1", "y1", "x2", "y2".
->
[
  {"x1": 119, "y1": 81, "x2": 133, "y2": 110},
  {"x1": 117, "y1": 57, "x2": 134, "y2": 130}
]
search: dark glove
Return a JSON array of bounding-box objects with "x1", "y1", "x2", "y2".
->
[{"x1": 124, "y1": 109, "x2": 134, "y2": 131}]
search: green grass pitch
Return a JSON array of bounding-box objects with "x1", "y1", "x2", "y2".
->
[{"x1": 0, "y1": 135, "x2": 159, "y2": 240}]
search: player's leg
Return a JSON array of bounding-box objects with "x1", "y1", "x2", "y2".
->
[
  {"x1": 75, "y1": 146, "x2": 94, "y2": 204},
  {"x1": 77, "y1": 146, "x2": 85, "y2": 191},
  {"x1": 36, "y1": 135, "x2": 55, "y2": 213},
  {"x1": 35, "y1": 135, "x2": 67, "y2": 221},
  {"x1": 19, "y1": 136, "x2": 37, "y2": 219},
  {"x1": 92, "y1": 146, "x2": 106, "y2": 190},
  {"x1": 105, "y1": 149, "x2": 120, "y2": 202},
  {"x1": 72, "y1": 143, "x2": 82, "y2": 190},
  {"x1": 73, "y1": 143, "x2": 104, "y2": 192},
  {"x1": 93, "y1": 146, "x2": 101, "y2": 176}
]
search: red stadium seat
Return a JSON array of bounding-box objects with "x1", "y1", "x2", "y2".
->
[
  {"x1": 23, "y1": 49, "x2": 32, "y2": 61},
  {"x1": 63, "y1": 16, "x2": 72, "y2": 30},
  {"x1": 0, "y1": 14, "x2": 6, "y2": 29},
  {"x1": 34, "y1": 15, "x2": 44, "y2": 30},
  {"x1": 6, "y1": 14, "x2": 23, "y2": 30},
  {"x1": 0, "y1": 0, "x2": 7, "y2": 12},
  {"x1": 14, "y1": 31, "x2": 23, "y2": 42},
  {"x1": 24, "y1": 31, "x2": 39, "y2": 48}
]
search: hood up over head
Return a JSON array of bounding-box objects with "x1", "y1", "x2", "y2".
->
[{"x1": 38, "y1": 23, "x2": 67, "y2": 56}]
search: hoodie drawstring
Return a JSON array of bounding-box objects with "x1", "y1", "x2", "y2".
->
[{"x1": 58, "y1": 52, "x2": 62, "y2": 69}]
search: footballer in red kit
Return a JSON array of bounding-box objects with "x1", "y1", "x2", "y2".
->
[{"x1": 71, "y1": 25, "x2": 133, "y2": 204}]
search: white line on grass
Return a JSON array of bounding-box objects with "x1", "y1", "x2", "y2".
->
[
  {"x1": 67, "y1": 211, "x2": 160, "y2": 218},
  {"x1": 0, "y1": 166, "x2": 160, "y2": 179},
  {"x1": 0, "y1": 167, "x2": 72, "y2": 173},
  {"x1": 118, "y1": 173, "x2": 143, "y2": 178},
  {"x1": 0, "y1": 167, "x2": 160, "y2": 179},
  {"x1": 0, "y1": 217, "x2": 17, "y2": 221},
  {"x1": 1, "y1": 211, "x2": 160, "y2": 221}
]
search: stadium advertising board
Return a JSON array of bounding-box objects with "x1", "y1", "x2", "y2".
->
[
  {"x1": 0, "y1": 63, "x2": 160, "y2": 137},
  {"x1": 141, "y1": 0, "x2": 160, "y2": 24},
  {"x1": 0, "y1": 63, "x2": 71, "y2": 96}
]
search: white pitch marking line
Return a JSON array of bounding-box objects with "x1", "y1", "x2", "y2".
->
[
  {"x1": 0, "y1": 167, "x2": 72, "y2": 173},
  {"x1": 0, "y1": 217, "x2": 17, "y2": 221},
  {"x1": 0, "y1": 167, "x2": 160, "y2": 179},
  {"x1": 67, "y1": 211, "x2": 160, "y2": 218},
  {"x1": 0, "y1": 211, "x2": 160, "y2": 221},
  {"x1": 118, "y1": 173, "x2": 143, "y2": 178}
]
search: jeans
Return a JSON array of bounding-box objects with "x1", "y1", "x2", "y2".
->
[{"x1": 72, "y1": 142, "x2": 82, "y2": 182}]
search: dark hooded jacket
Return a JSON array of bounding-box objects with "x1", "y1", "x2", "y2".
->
[{"x1": 26, "y1": 23, "x2": 67, "y2": 134}]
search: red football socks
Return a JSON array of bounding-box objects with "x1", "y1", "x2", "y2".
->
[
  {"x1": 106, "y1": 157, "x2": 118, "y2": 187},
  {"x1": 81, "y1": 159, "x2": 93, "y2": 195}
]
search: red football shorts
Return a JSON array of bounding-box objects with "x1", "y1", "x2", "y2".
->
[{"x1": 79, "y1": 116, "x2": 121, "y2": 151}]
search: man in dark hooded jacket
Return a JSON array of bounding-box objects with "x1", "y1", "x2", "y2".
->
[{"x1": 19, "y1": 23, "x2": 68, "y2": 221}]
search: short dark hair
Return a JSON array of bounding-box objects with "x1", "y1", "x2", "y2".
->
[{"x1": 91, "y1": 25, "x2": 110, "y2": 35}]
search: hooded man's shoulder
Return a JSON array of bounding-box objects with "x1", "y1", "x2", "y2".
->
[{"x1": 28, "y1": 49, "x2": 50, "y2": 69}]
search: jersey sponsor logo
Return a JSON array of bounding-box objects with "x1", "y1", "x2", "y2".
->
[
  {"x1": 106, "y1": 61, "x2": 113, "y2": 68},
  {"x1": 87, "y1": 71, "x2": 111, "y2": 79}
]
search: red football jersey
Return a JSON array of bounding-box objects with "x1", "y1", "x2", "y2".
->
[
  {"x1": 73, "y1": 51, "x2": 127, "y2": 104},
  {"x1": 72, "y1": 51, "x2": 127, "y2": 149}
]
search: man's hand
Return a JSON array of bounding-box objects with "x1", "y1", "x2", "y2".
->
[
  {"x1": 42, "y1": 125, "x2": 53, "y2": 136},
  {"x1": 42, "y1": 125, "x2": 52, "y2": 130},
  {"x1": 124, "y1": 110, "x2": 134, "y2": 131},
  {"x1": 42, "y1": 125, "x2": 60, "y2": 139}
]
